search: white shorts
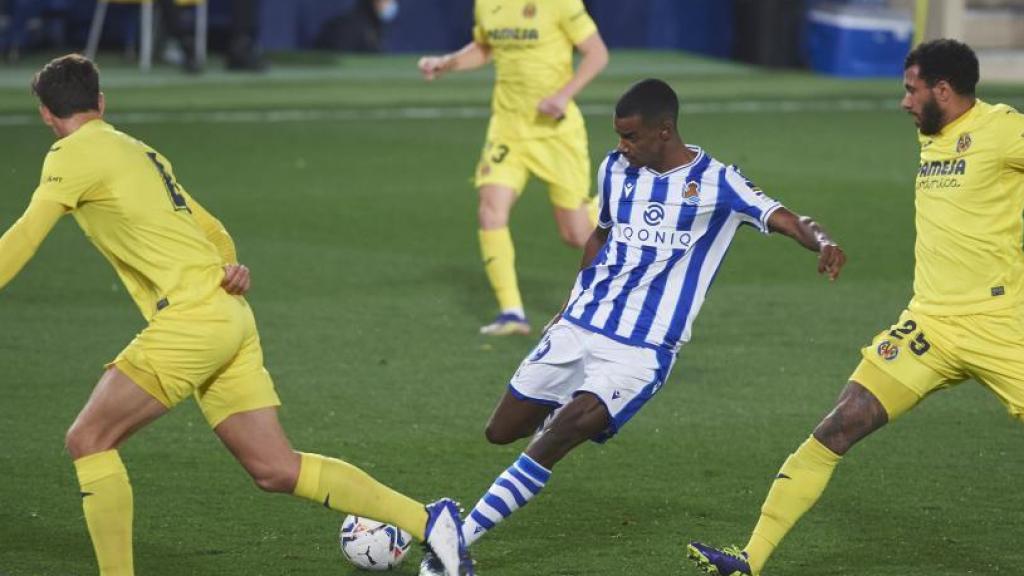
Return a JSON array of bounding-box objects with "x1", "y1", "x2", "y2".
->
[{"x1": 508, "y1": 320, "x2": 676, "y2": 442}]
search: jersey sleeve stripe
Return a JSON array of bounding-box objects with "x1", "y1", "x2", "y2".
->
[{"x1": 598, "y1": 152, "x2": 619, "y2": 228}]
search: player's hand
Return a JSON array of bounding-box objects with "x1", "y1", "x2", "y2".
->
[
  {"x1": 418, "y1": 56, "x2": 449, "y2": 81},
  {"x1": 537, "y1": 93, "x2": 569, "y2": 120},
  {"x1": 817, "y1": 243, "x2": 846, "y2": 282},
  {"x1": 222, "y1": 264, "x2": 251, "y2": 295}
]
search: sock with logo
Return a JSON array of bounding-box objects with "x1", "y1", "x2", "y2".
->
[
  {"x1": 292, "y1": 452, "x2": 428, "y2": 540},
  {"x1": 74, "y1": 450, "x2": 134, "y2": 576},
  {"x1": 744, "y1": 436, "x2": 841, "y2": 575},
  {"x1": 479, "y1": 227, "x2": 523, "y2": 314},
  {"x1": 461, "y1": 453, "x2": 550, "y2": 546}
]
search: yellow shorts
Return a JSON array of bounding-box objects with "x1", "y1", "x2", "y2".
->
[
  {"x1": 474, "y1": 125, "x2": 592, "y2": 210},
  {"x1": 853, "y1": 306, "x2": 1024, "y2": 422},
  {"x1": 109, "y1": 290, "x2": 280, "y2": 428}
]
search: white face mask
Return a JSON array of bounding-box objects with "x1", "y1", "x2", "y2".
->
[{"x1": 377, "y1": 0, "x2": 399, "y2": 22}]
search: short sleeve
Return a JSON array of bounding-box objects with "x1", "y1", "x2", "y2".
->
[
  {"x1": 1004, "y1": 108, "x2": 1024, "y2": 172},
  {"x1": 721, "y1": 166, "x2": 781, "y2": 234},
  {"x1": 472, "y1": 1, "x2": 488, "y2": 45},
  {"x1": 31, "y1": 147, "x2": 97, "y2": 210},
  {"x1": 473, "y1": 23, "x2": 487, "y2": 45},
  {"x1": 557, "y1": 0, "x2": 598, "y2": 46},
  {"x1": 596, "y1": 153, "x2": 615, "y2": 228}
]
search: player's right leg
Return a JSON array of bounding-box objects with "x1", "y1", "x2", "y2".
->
[
  {"x1": 70, "y1": 290, "x2": 275, "y2": 575},
  {"x1": 65, "y1": 367, "x2": 169, "y2": 576},
  {"x1": 688, "y1": 378, "x2": 891, "y2": 576},
  {"x1": 477, "y1": 183, "x2": 530, "y2": 335},
  {"x1": 474, "y1": 130, "x2": 531, "y2": 336},
  {"x1": 522, "y1": 122, "x2": 595, "y2": 249},
  {"x1": 689, "y1": 311, "x2": 962, "y2": 575}
]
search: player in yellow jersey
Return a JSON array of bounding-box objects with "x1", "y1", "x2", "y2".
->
[
  {"x1": 688, "y1": 39, "x2": 1024, "y2": 576},
  {"x1": 417, "y1": 0, "x2": 608, "y2": 336},
  {"x1": 0, "y1": 54, "x2": 473, "y2": 576}
]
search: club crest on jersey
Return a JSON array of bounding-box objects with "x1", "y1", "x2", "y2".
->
[
  {"x1": 523, "y1": 2, "x2": 536, "y2": 18},
  {"x1": 956, "y1": 133, "x2": 972, "y2": 154},
  {"x1": 877, "y1": 340, "x2": 899, "y2": 361},
  {"x1": 683, "y1": 180, "x2": 700, "y2": 206}
]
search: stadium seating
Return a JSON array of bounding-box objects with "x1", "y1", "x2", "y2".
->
[{"x1": 84, "y1": 0, "x2": 207, "y2": 71}]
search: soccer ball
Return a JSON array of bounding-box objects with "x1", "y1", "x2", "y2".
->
[{"x1": 339, "y1": 515, "x2": 412, "y2": 571}]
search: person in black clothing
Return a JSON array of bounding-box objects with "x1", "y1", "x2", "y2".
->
[{"x1": 314, "y1": 0, "x2": 398, "y2": 53}]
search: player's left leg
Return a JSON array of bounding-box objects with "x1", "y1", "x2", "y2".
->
[
  {"x1": 460, "y1": 325, "x2": 669, "y2": 546},
  {"x1": 477, "y1": 183, "x2": 530, "y2": 335},
  {"x1": 475, "y1": 129, "x2": 531, "y2": 336},
  {"x1": 213, "y1": 407, "x2": 428, "y2": 534},
  {"x1": 65, "y1": 367, "x2": 170, "y2": 576},
  {"x1": 204, "y1": 320, "x2": 472, "y2": 576},
  {"x1": 454, "y1": 392, "x2": 605, "y2": 555},
  {"x1": 552, "y1": 202, "x2": 595, "y2": 249},
  {"x1": 214, "y1": 407, "x2": 472, "y2": 576}
]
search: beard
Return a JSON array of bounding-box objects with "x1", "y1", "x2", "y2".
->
[{"x1": 918, "y1": 96, "x2": 944, "y2": 135}]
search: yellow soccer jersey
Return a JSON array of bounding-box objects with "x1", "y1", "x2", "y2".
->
[
  {"x1": 473, "y1": 0, "x2": 597, "y2": 140},
  {"x1": 910, "y1": 100, "x2": 1024, "y2": 315},
  {"x1": 32, "y1": 119, "x2": 229, "y2": 320}
]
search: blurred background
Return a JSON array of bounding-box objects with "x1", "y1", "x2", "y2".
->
[{"x1": 0, "y1": 0, "x2": 1021, "y2": 78}]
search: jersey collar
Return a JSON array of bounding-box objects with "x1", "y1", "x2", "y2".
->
[
  {"x1": 642, "y1": 145, "x2": 704, "y2": 178},
  {"x1": 936, "y1": 99, "x2": 985, "y2": 138}
]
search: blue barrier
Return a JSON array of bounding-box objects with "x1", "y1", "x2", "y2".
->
[
  {"x1": 260, "y1": 0, "x2": 734, "y2": 55},
  {"x1": 1, "y1": 0, "x2": 736, "y2": 57}
]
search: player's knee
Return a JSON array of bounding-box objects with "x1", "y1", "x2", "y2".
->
[
  {"x1": 540, "y1": 416, "x2": 591, "y2": 448},
  {"x1": 814, "y1": 385, "x2": 889, "y2": 455},
  {"x1": 246, "y1": 459, "x2": 299, "y2": 493},
  {"x1": 478, "y1": 204, "x2": 509, "y2": 229},
  {"x1": 484, "y1": 422, "x2": 524, "y2": 445},
  {"x1": 65, "y1": 423, "x2": 113, "y2": 459}
]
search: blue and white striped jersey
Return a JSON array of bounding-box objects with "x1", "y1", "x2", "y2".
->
[{"x1": 563, "y1": 147, "x2": 781, "y2": 353}]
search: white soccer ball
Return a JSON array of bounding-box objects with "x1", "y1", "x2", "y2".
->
[{"x1": 339, "y1": 515, "x2": 412, "y2": 571}]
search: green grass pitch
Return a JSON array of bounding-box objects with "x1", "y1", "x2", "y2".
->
[{"x1": 1, "y1": 51, "x2": 1023, "y2": 575}]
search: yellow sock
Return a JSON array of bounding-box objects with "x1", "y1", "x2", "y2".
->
[
  {"x1": 74, "y1": 450, "x2": 134, "y2": 576},
  {"x1": 293, "y1": 453, "x2": 428, "y2": 541},
  {"x1": 479, "y1": 227, "x2": 522, "y2": 313},
  {"x1": 745, "y1": 436, "x2": 840, "y2": 575}
]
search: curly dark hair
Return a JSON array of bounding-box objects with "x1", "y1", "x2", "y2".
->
[
  {"x1": 904, "y1": 39, "x2": 979, "y2": 96},
  {"x1": 31, "y1": 54, "x2": 101, "y2": 119}
]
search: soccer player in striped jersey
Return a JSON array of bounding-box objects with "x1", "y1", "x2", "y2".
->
[
  {"x1": 0, "y1": 55, "x2": 471, "y2": 576},
  {"x1": 689, "y1": 39, "x2": 1024, "y2": 576},
  {"x1": 418, "y1": 79, "x2": 846, "y2": 574}
]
